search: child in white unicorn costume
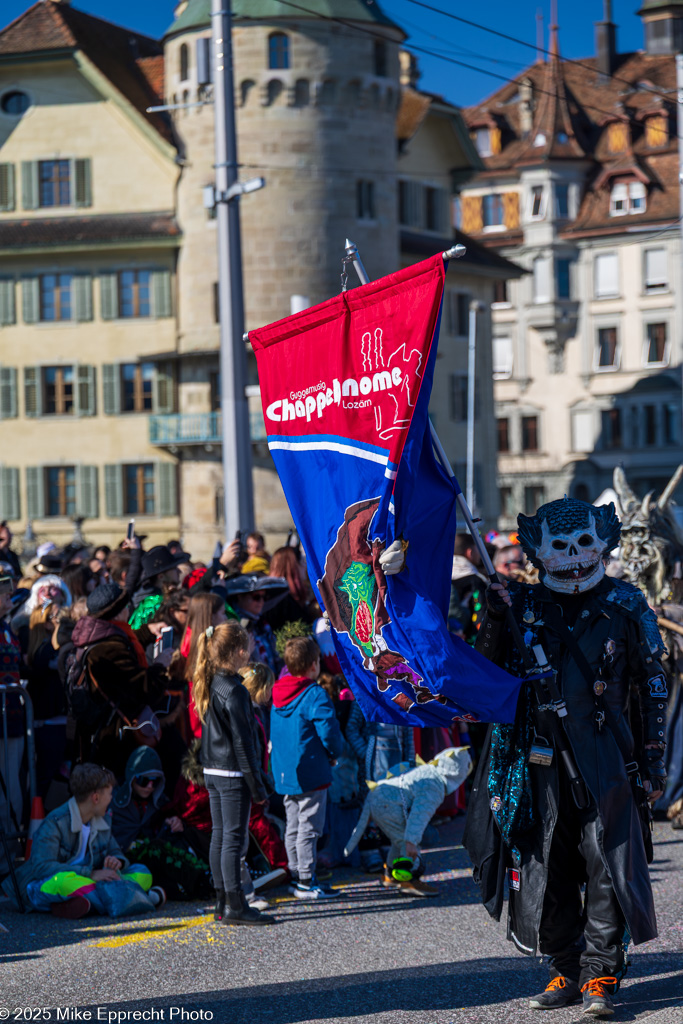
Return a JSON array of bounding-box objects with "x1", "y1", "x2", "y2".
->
[{"x1": 344, "y1": 746, "x2": 471, "y2": 896}]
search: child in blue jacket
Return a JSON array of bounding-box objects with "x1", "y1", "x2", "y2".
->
[{"x1": 270, "y1": 636, "x2": 344, "y2": 900}]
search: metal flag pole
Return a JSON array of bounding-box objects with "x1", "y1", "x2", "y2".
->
[
  {"x1": 212, "y1": 0, "x2": 254, "y2": 536},
  {"x1": 466, "y1": 300, "x2": 484, "y2": 513}
]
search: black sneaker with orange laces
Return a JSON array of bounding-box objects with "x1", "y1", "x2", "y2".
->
[
  {"x1": 581, "y1": 977, "x2": 617, "y2": 1017},
  {"x1": 529, "y1": 976, "x2": 581, "y2": 1009}
]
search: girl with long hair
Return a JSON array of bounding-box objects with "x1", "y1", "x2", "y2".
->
[
  {"x1": 26, "y1": 603, "x2": 67, "y2": 799},
  {"x1": 195, "y1": 622, "x2": 274, "y2": 926},
  {"x1": 181, "y1": 592, "x2": 227, "y2": 738}
]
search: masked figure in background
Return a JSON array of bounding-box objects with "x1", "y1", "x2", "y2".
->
[
  {"x1": 464, "y1": 498, "x2": 667, "y2": 1018},
  {"x1": 614, "y1": 465, "x2": 683, "y2": 830}
]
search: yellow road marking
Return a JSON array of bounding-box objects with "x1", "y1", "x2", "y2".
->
[{"x1": 92, "y1": 914, "x2": 210, "y2": 948}]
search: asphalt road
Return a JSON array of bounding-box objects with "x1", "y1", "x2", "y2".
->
[{"x1": 1, "y1": 819, "x2": 682, "y2": 1024}]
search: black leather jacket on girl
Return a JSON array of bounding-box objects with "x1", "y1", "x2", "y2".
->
[{"x1": 200, "y1": 671, "x2": 268, "y2": 802}]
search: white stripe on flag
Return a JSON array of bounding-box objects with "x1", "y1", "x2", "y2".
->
[
  {"x1": 384, "y1": 468, "x2": 397, "y2": 480},
  {"x1": 269, "y1": 439, "x2": 389, "y2": 467}
]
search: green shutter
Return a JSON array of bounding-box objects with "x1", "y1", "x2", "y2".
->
[
  {"x1": 76, "y1": 465, "x2": 98, "y2": 519},
  {"x1": 156, "y1": 461, "x2": 177, "y2": 517},
  {"x1": 21, "y1": 161, "x2": 39, "y2": 210},
  {"x1": 75, "y1": 364, "x2": 96, "y2": 417},
  {"x1": 102, "y1": 364, "x2": 121, "y2": 415},
  {"x1": 24, "y1": 366, "x2": 42, "y2": 417},
  {"x1": 153, "y1": 361, "x2": 174, "y2": 414},
  {"x1": 0, "y1": 279, "x2": 15, "y2": 325},
  {"x1": 73, "y1": 158, "x2": 92, "y2": 208},
  {"x1": 22, "y1": 277, "x2": 40, "y2": 324},
  {"x1": 0, "y1": 367, "x2": 17, "y2": 419},
  {"x1": 0, "y1": 467, "x2": 20, "y2": 521},
  {"x1": 0, "y1": 164, "x2": 15, "y2": 212},
  {"x1": 100, "y1": 272, "x2": 118, "y2": 320},
  {"x1": 151, "y1": 269, "x2": 172, "y2": 318},
  {"x1": 104, "y1": 464, "x2": 124, "y2": 518},
  {"x1": 73, "y1": 275, "x2": 93, "y2": 322},
  {"x1": 26, "y1": 466, "x2": 45, "y2": 520}
]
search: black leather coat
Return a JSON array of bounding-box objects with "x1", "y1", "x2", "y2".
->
[
  {"x1": 200, "y1": 672, "x2": 268, "y2": 803},
  {"x1": 465, "y1": 577, "x2": 666, "y2": 954}
]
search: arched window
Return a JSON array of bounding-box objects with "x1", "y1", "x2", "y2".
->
[
  {"x1": 241, "y1": 79, "x2": 256, "y2": 107},
  {"x1": 179, "y1": 43, "x2": 189, "y2": 82},
  {"x1": 268, "y1": 33, "x2": 289, "y2": 70},
  {"x1": 294, "y1": 79, "x2": 310, "y2": 107},
  {"x1": 266, "y1": 79, "x2": 284, "y2": 106},
  {"x1": 319, "y1": 79, "x2": 336, "y2": 106},
  {"x1": 573, "y1": 483, "x2": 590, "y2": 503}
]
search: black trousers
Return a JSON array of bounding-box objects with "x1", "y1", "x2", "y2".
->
[
  {"x1": 539, "y1": 768, "x2": 626, "y2": 987},
  {"x1": 206, "y1": 776, "x2": 251, "y2": 894}
]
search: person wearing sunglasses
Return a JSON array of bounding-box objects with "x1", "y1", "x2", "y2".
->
[
  {"x1": 225, "y1": 575, "x2": 287, "y2": 675},
  {"x1": 492, "y1": 544, "x2": 527, "y2": 581},
  {"x1": 111, "y1": 746, "x2": 168, "y2": 853}
]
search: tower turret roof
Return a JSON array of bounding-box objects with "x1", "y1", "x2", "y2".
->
[{"x1": 166, "y1": 0, "x2": 403, "y2": 39}]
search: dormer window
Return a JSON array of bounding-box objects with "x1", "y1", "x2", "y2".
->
[
  {"x1": 529, "y1": 185, "x2": 545, "y2": 219},
  {"x1": 533, "y1": 133, "x2": 546, "y2": 148},
  {"x1": 610, "y1": 181, "x2": 646, "y2": 216}
]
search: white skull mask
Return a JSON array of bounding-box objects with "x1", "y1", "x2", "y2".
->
[{"x1": 535, "y1": 519, "x2": 607, "y2": 594}]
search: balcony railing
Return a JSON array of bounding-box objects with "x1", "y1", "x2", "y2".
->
[{"x1": 149, "y1": 411, "x2": 266, "y2": 446}]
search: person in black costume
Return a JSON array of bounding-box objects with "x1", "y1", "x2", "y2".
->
[{"x1": 464, "y1": 497, "x2": 667, "y2": 1018}]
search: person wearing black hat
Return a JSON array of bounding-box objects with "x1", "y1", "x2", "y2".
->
[
  {"x1": 129, "y1": 546, "x2": 188, "y2": 629},
  {"x1": 69, "y1": 541, "x2": 167, "y2": 767},
  {"x1": 224, "y1": 574, "x2": 289, "y2": 675}
]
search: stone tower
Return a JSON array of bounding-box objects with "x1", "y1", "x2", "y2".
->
[{"x1": 163, "y1": 0, "x2": 404, "y2": 555}]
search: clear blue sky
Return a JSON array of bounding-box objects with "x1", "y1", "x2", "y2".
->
[{"x1": 2, "y1": 1, "x2": 648, "y2": 108}]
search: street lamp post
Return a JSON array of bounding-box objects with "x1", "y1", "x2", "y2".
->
[{"x1": 212, "y1": 0, "x2": 254, "y2": 537}]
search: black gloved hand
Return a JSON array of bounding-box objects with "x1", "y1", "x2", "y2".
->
[
  {"x1": 645, "y1": 747, "x2": 667, "y2": 796},
  {"x1": 485, "y1": 582, "x2": 509, "y2": 618}
]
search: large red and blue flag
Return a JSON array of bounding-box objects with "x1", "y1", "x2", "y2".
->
[{"x1": 250, "y1": 254, "x2": 521, "y2": 726}]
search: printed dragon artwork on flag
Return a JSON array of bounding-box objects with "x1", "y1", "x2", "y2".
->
[{"x1": 318, "y1": 497, "x2": 448, "y2": 712}]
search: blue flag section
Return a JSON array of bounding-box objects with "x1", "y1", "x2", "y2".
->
[{"x1": 250, "y1": 255, "x2": 522, "y2": 727}]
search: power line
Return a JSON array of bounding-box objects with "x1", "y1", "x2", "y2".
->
[
  {"x1": 270, "y1": 0, "x2": 679, "y2": 136},
  {"x1": 402, "y1": 0, "x2": 676, "y2": 106}
]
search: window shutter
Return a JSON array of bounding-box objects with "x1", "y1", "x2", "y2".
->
[
  {"x1": 153, "y1": 361, "x2": 174, "y2": 414},
  {"x1": 461, "y1": 195, "x2": 483, "y2": 233},
  {"x1": 503, "y1": 192, "x2": 520, "y2": 230},
  {"x1": 0, "y1": 278, "x2": 15, "y2": 325},
  {"x1": 102, "y1": 364, "x2": 121, "y2": 415},
  {"x1": 571, "y1": 410, "x2": 594, "y2": 452},
  {"x1": 645, "y1": 248, "x2": 667, "y2": 288},
  {"x1": 151, "y1": 269, "x2": 172, "y2": 318},
  {"x1": 0, "y1": 367, "x2": 18, "y2": 419},
  {"x1": 73, "y1": 274, "x2": 93, "y2": 321},
  {"x1": 76, "y1": 465, "x2": 98, "y2": 519},
  {"x1": 22, "y1": 277, "x2": 39, "y2": 324},
  {"x1": 73, "y1": 158, "x2": 92, "y2": 208},
  {"x1": 21, "y1": 161, "x2": 39, "y2": 210},
  {"x1": 492, "y1": 337, "x2": 513, "y2": 378},
  {"x1": 26, "y1": 466, "x2": 45, "y2": 520},
  {"x1": 595, "y1": 253, "x2": 618, "y2": 297},
  {"x1": 436, "y1": 188, "x2": 449, "y2": 233},
  {"x1": 24, "y1": 366, "x2": 42, "y2": 417},
  {"x1": 533, "y1": 257, "x2": 551, "y2": 302},
  {"x1": 100, "y1": 273, "x2": 119, "y2": 320},
  {"x1": 104, "y1": 464, "x2": 124, "y2": 518},
  {"x1": 156, "y1": 461, "x2": 177, "y2": 517},
  {"x1": 75, "y1": 364, "x2": 96, "y2": 417},
  {"x1": 0, "y1": 467, "x2": 20, "y2": 521},
  {"x1": 0, "y1": 164, "x2": 15, "y2": 212}
]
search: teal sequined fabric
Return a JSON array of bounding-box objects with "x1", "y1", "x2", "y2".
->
[{"x1": 488, "y1": 680, "x2": 537, "y2": 846}]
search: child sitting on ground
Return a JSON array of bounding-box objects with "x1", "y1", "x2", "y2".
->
[
  {"x1": 343, "y1": 747, "x2": 472, "y2": 897},
  {"x1": 270, "y1": 636, "x2": 344, "y2": 900},
  {"x1": 2, "y1": 763, "x2": 165, "y2": 918}
]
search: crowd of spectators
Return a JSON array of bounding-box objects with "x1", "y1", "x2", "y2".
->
[{"x1": 0, "y1": 520, "x2": 499, "y2": 922}]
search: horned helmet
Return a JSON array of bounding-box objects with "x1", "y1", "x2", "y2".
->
[{"x1": 517, "y1": 497, "x2": 621, "y2": 594}]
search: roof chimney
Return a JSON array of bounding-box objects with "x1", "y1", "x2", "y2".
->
[{"x1": 595, "y1": 0, "x2": 617, "y2": 79}]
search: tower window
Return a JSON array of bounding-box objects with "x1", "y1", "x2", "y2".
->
[
  {"x1": 269, "y1": 33, "x2": 289, "y2": 70},
  {"x1": 374, "y1": 40, "x2": 387, "y2": 77},
  {"x1": 356, "y1": 180, "x2": 375, "y2": 220},
  {"x1": 179, "y1": 43, "x2": 189, "y2": 82}
]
